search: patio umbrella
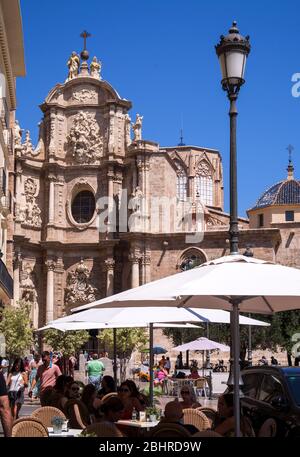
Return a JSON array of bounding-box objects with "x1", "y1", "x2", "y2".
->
[
  {"x1": 44, "y1": 303, "x2": 269, "y2": 415},
  {"x1": 66, "y1": 254, "x2": 300, "y2": 436},
  {"x1": 174, "y1": 337, "x2": 230, "y2": 376}
]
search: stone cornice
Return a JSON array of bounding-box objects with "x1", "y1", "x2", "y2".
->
[{"x1": 0, "y1": 3, "x2": 16, "y2": 109}]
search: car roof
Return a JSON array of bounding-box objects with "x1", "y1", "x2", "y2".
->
[{"x1": 242, "y1": 366, "x2": 300, "y2": 376}]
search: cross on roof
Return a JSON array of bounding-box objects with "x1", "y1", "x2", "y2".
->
[
  {"x1": 80, "y1": 30, "x2": 91, "y2": 50},
  {"x1": 287, "y1": 144, "x2": 294, "y2": 164}
]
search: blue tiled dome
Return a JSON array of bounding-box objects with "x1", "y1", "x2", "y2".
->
[{"x1": 253, "y1": 179, "x2": 300, "y2": 209}]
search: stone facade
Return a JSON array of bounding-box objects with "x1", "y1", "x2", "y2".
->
[{"x1": 9, "y1": 52, "x2": 299, "y2": 328}]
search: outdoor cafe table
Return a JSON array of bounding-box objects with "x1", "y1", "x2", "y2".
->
[
  {"x1": 47, "y1": 427, "x2": 83, "y2": 437},
  {"x1": 117, "y1": 420, "x2": 159, "y2": 432}
]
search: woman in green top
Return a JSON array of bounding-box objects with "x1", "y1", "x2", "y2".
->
[{"x1": 86, "y1": 353, "x2": 105, "y2": 390}]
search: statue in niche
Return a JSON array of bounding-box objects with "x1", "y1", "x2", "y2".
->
[
  {"x1": 132, "y1": 114, "x2": 143, "y2": 141},
  {"x1": 131, "y1": 186, "x2": 144, "y2": 214},
  {"x1": 64, "y1": 259, "x2": 96, "y2": 307},
  {"x1": 125, "y1": 114, "x2": 132, "y2": 146},
  {"x1": 90, "y1": 56, "x2": 101, "y2": 79},
  {"x1": 20, "y1": 264, "x2": 39, "y2": 328},
  {"x1": 66, "y1": 51, "x2": 80, "y2": 81}
]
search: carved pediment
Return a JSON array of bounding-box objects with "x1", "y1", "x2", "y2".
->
[{"x1": 64, "y1": 260, "x2": 97, "y2": 308}]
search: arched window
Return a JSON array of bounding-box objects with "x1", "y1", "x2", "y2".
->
[
  {"x1": 176, "y1": 163, "x2": 187, "y2": 201},
  {"x1": 195, "y1": 161, "x2": 213, "y2": 206},
  {"x1": 71, "y1": 190, "x2": 95, "y2": 223},
  {"x1": 179, "y1": 249, "x2": 206, "y2": 271}
]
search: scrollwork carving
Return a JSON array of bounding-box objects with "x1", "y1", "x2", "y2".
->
[{"x1": 64, "y1": 259, "x2": 97, "y2": 307}]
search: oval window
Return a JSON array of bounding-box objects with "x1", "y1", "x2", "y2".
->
[{"x1": 71, "y1": 190, "x2": 95, "y2": 224}]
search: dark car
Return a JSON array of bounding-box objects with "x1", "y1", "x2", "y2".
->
[{"x1": 240, "y1": 366, "x2": 300, "y2": 437}]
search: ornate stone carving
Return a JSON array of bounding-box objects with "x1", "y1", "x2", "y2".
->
[
  {"x1": 19, "y1": 178, "x2": 42, "y2": 227},
  {"x1": 104, "y1": 259, "x2": 115, "y2": 271},
  {"x1": 197, "y1": 161, "x2": 211, "y2": 177},
  {"x1": 67, "y1": 111, "x2": 103, "y2": 163},
  {"x1": 90, "y1": 56, "x2": 101, "y2": 79},
  {"x1": 22, "y1": 130, "x2": 34, "y2": 155},
  {"x1": 64, "y1": 259, "x2": 97, "y2": 307},
  {"x1": 206, "y1": 216, "x2": 226, "y2": 227},
  {"x1": 132, "y1": 114, "x2": 143, "y2": 141},
  {"x1": 45, "y1": 259, "x2": 56, "y2": 271},
  {"x1": 72, "y1": 88, "x2": 97, "y2": 102}
]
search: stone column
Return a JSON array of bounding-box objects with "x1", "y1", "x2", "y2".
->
[
  {"x1": 15, "y1": 167, "x2": 22, "y2": 220},
  {"x1": 107, "y1": 168, "x2": 115, "y2": 235},
  {"x1": 105, "y1": 259, "x2": 115, "y2": 296},
  {"x1": 141, "y1": 253, "x2": 151, "y2": 285},
  {"x1": 45, "y1": 259, "x2": 56, "y2": 323},
  {"x1": 129, "y1": 253, "x2": 140, "y2": 289},
  {"x1": 13, "y1": 250, "x2": 21, "y2": 307},
  {"x1": 48, "y1": 175, "x2": 55, "y2": 224}
]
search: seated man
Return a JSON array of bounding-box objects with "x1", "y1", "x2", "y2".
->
[{"x1": 159, "y1": 400, "x2": 198, "y2": 435}]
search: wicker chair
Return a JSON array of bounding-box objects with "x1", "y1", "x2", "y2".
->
[
  {"x1": 258, "y1": 418, "x2": 277, "y2": 437},
  {"x1": 150, "y1": 423, "x2": 192, "y2": 437},
  {"x1": 193, "y1": 430, "x2": 223, "y2": 437},
  {"x1": 183, "y1": 408, "x2": 210, "y2": 431},
  {"x1": 31, "y1": 406, "x2": 66, "y2": 428},
  {"x1": 12, "y1": 417, "x2": 49, "y2": 437},
  {"x1": 64, "y1": 399, "x2": 90, "y2": 429},
  {"x1": 197, "y1": 407, "x2": 217, "y2": 428},
  {"x1": 100, "y1": 392, "x2": 118, "y2": 403},
  {"x1": 84, "y1": 421, "x2": 124, "y2": 437}
]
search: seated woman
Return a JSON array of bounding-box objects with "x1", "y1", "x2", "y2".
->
[
  {"x1": 179, "y1": 385, "x2": 201, "y2": 409},
  {"x1": 118, "y1": 380, "x2": 144, "y2": 420},
  {"x1": 81, "y1": 383, "x2": 102, "y2": 421},
  {"x1": 98, "y1": 375, "x2": 116, "y2": 399},
  {"x1": 188, "y1": 366, "x2": 201, "y2": 379},
  {"x1": 213, "y1": 393, "x2": 235, "y2": 436}
]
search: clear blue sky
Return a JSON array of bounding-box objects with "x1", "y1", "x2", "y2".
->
[{"x1": 17, "y1": 0, "x2": 300, "y2": 217}]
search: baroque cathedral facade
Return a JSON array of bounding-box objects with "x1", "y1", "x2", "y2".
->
[{"x1": 8, "y1": 50, "x2": 300, "y2": 329}]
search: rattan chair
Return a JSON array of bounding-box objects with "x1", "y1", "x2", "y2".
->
[
  {"x1": 84, "y1": 421, "x2": 124, "y2": 437},
  {"x1": 31, "y1": 406, "x2": 66, "y2": 428},
  {"x1": 193, "y1": 430, "x2": 223, "y2": 437},
  {"x1": 258, "y1": 418, "x2": 277, "y2": 437},
  {"x1": 64, "y1": 399, "x2": 90, "y2": 429},
  {"x1": 197, "y1": 407, "x2": 217, "y2": 427},
  {"x1": 100, "y1": 392, "x2": 118, "y2": 403},
  {"x1": 150, "y1": 422, "x2": 192, "y2": 437},
  {"x1": 183, "y1": 408, "x2": 210, "y2": 431},
  {"x1": 12, "y1": 417, "x2": 49, "y2": 437}
]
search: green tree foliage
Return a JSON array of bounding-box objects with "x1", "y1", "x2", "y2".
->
[
  {"x1": 42, "y1": 329, "x2": 90, "y2": 357},
  {"x1": 0, "y1": 301, "x2": 34, "y2": 359},
  {"x1": 98, "y1": 328, "x2": 147, "y2": 381}
]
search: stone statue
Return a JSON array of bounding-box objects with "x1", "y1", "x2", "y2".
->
[
  {"x1": 14, "y1": 120, "x2": 23, "y2": 151},
  {"x1": 19, "y1": 178, "x2": 42, "y2": 227},
  {"x1": 66, "y1": 51, "x2": 80, "y2": 81},
  {"x1": 125, "y1": 114, "x2": 132, "y2": 146},
  {"x1": 132, "y1": 114, "x2": 143, "y2": 141},
  {"x1": 20, "y1": 264, "x2": 39, "y2": 328},
  {"x1": 90, "y1": 56, "x2": 101, "y2": 79},
  {"x1": 131, "y1": 186, "x2": 144, "y2": 213}
]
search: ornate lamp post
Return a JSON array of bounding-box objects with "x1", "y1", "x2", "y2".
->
[{"x1": 215, "y1": 22, "x2": 251, "y2": 437}]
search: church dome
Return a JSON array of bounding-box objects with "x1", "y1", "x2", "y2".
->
[{"x1": 252, "y1": 179, "x2": 300, "y2": 209}]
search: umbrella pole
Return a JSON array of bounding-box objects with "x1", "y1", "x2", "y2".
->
[
  {"x1": 149, "y1": 323, "x2": 154, "y2": 406},
  {"x1": 232, "y1": 300, "x2": 241, "y2": 437},
  {"x1": 113, "y1": 328, "x2": 117, "y2": 386}
]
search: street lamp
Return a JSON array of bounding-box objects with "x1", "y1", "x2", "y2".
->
[
  {"x1": 215, "y1": 22, "x2": 251, "y2": 437},
  {"x1": 215, "y1": 21, "x2": 250, "y2": 255}
]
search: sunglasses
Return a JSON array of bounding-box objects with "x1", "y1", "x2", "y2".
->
[
  {"x1": 71, "y1": 387, "x2": 80, "y2": 391},
  {"x1": 181, "y1": 391, "x2": 190, "y2": 394},
  {"x1": 119, "y1": 388, "x2": 130, "y2": 393}
]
